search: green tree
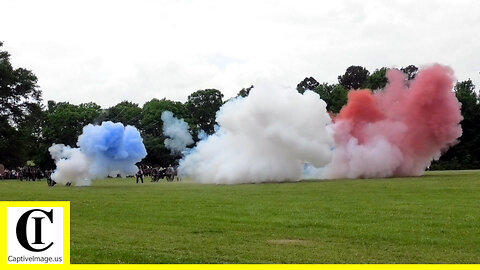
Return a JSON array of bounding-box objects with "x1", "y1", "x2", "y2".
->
[
  {"x1": 338, "y1": 66, "x2": 370, "y2": 90},
  {"x1": 43, "y1": 101, "x2": 102, "y2": 147},
  {"x1": 0, "y1": 117, "x2": 26, "y2": 167},
  {"x1": 17, "y1": 102, "x2": 47, "y2": 169},
  {"x1": 186, "y1": 89, "x2": 224, "y2": 134},
  {"x1": 0, "y1": 41, "x2": 44, "y2": 168},
  {"x1": 0, "y1": 42, "x2": 42, "y2": 124},
  {"x1": 296, "y1": 77, "x2": 319, "y2": 94},
  {"x1": 140, "y1": 98, "x2": 191, "y2": 166},
  {"x1": 141, "y1": 98, "x2": 190, "y2": 137},
  {"x1": 37, "y1": 101, "x2": 102, "y2": 169},
  {"x1": 400, "y1": 65, "x2": 418, "y2": 81},
  {"x1": 98, "y1": 101, "x2": 142, "y2": 128},
  {"x1": 366, "y1": 67, "x2": 388, "y2": 91},
  {"x1": 432, "y1": 79, "x2": 480, "y2": 169},
  {"x1": 314, "y1": 83, "x2": 348, "y2": 113}
]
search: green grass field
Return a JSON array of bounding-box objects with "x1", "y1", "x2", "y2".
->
[{"x1": 1, "y1": 170, "x2": 479, "y2": 263}]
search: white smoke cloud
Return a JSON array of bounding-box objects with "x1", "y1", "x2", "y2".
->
[
  {"x1": 322, "y1": 136, "x2": 405, "y2": 179},
  {"x1": 161, "y1": 111, "x2": 194, "y2": 154},
  {"x1": 48, "y1": 144, "x2": 92, "y2": 186},
  {"x1": 179, "y1": 84, "x2": 335, "y2": 184}
]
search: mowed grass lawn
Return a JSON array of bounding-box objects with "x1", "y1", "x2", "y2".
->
[{"x1": 1, "y1": 170, "x2": 479, "y2": 263}]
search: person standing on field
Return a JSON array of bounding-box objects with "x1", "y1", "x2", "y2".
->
[
  {"x1": 166, "y1": 165, "x2": 174, "y2": 182},
  {"x1": 136, "y1": 167, "x2": 144, "y2": 184}
]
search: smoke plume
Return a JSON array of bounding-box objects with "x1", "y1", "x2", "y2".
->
[
  {"x1": 161, "y1": 111, "x2": 193, "y2": 154},
  {"x1": 179, "y1": 84, "x2": 335, "y2": 184},
  {"x1": 180, "y1": 64, "x2": 462, "y2": 184},
  {"x1": 49, "y1": 144, "x2": 92, "y2": 186},
  {"x1": 320, "y1": 64, "x2": 462, "y2": 179},
  {"x1": 49, "y1": 121, "x2": 147, "y2": 186},
  {"x1": 48, "y1": 65, "x2": 462, "y2": 185}
]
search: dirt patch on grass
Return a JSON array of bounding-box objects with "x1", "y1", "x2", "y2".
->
[{"x1": 268, "y1": 239, "x2": 313, "y2": 245}]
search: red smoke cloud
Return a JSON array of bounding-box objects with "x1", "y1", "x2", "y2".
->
[{"x1": 327, "y1": 64, "x2": 462, "y2": 178}]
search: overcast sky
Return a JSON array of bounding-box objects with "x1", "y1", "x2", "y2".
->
[{"x1": 2, "y1": 0, "x2": 479, "y2": 108}]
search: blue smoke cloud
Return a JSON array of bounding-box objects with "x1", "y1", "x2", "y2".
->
[
  {"x1": 78, "y1": 122, "x2": 146, "y2": 160},
  {"x1": 50, "y1": 121, "x2": 147, "y2": 186}
]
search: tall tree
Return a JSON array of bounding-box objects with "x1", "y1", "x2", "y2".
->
[
  {"x1": 314, "y1": 83, "x2": 348, "y2": 113},
  {"x1": 140, "y1": 98, "x2": 190, "y2": 166},
  {"x1": 43, "y1": 101, "x2": 102, "y2": 147},
  {"x1": 186, "y1": 89, "x2": 224, "y2": 134},
  {"x1": 338, "y1": 65, "x2": 370, "y2": 90},
  {"x1": 0, "y1": 42, "x2": 44, "y2": 167},
  {"x1": 400, "y1": 65, "x2": 419, "y2": 80},
  {"x1": 0, "y1": 42, "x2": 42, "y2": 125},
  {"x1": 296, "y1": 77, "x2": 319, "y2": 94},
  {"x1": 432, "y1": 79, "x2": 480, "y2": 169},
  {"x1": 0, "y1": 117, "x2": 26, "y2": 167},
  {"x1": 99, "y1": 101, "x2": 142, "y2": 128},
  {"x1": 141, "y1": 98, "x2": 189, "y2": 137},
  {"x1": 366, "y1": 67, "x2": 388, "y2": 91}
]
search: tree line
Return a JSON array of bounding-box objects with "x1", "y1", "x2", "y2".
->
[{"x1": 1, "y1": 42, "x2": 479, "y2": 171}]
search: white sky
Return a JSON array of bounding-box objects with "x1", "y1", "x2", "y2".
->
[{"x1": 1, "y1": 0, "x2": 479, "y2": 108}]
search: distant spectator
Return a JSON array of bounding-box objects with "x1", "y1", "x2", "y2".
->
[{"x1": 136, "y1": 167, "x2": 144, "y2": 184}]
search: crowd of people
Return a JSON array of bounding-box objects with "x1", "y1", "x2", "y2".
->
[
  {"x1": 0, "y1": 166, "x2": 45, "y2": 181},
  {"x1": 0, "y1": 164, "x2": 181, "y2": 186}
]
